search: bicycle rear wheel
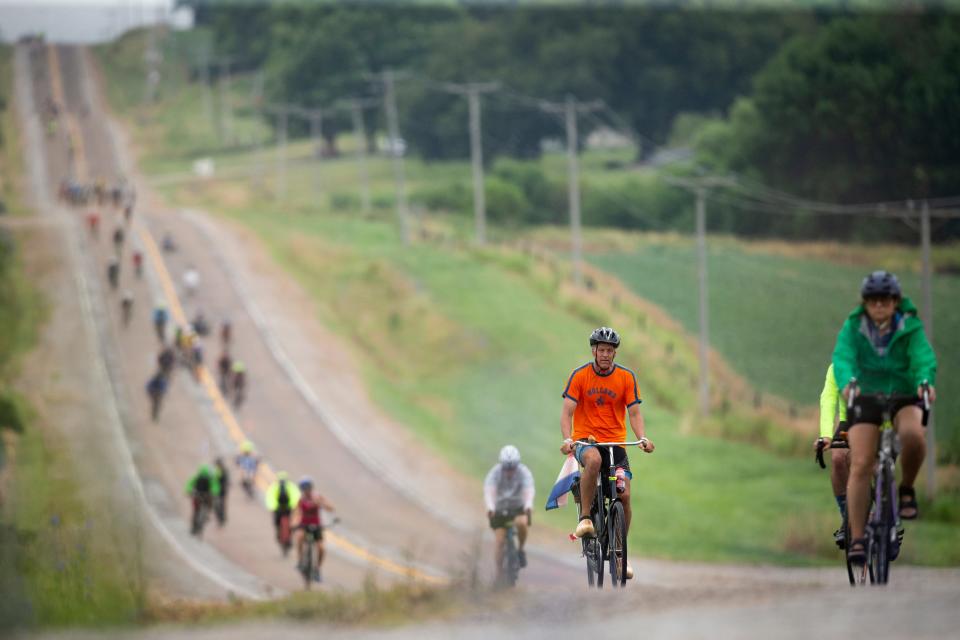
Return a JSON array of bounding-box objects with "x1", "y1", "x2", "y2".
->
[
  {"x1": 608, "y1": 501, "x2": 627, "y2": 588},
  {"x1": 302, "y1": 543, "x2": 313, "y2": 590}
]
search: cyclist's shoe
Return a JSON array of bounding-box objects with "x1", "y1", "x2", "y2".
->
[
  {"x1": 313, "y1": 568, "x2": 322, "y2": 583},
  {"x1": 848, "y1": 537, "x2": 867, "y2": 565},
  {"x1": 575, "y1": 516, "x2": 595, "y2": 538},
  {"x1": 833, "y1": 527, "x2": 846, "y2": 550},
  {"x1": 625, "y1": 562, "x2": 634, "y2": 580},
  {"x1": 898, "y1": 485, "x2": 919, "y2": 520},
  {"x1": 890, "y1": 525, "x2": 905, "y2": 561},
  {"x1": 517, "y1": 549, "x2": 527, "y2": 569}
]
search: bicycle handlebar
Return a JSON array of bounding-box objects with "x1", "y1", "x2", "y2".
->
[{"x1": 586, "y1": 438, "x2": 649, "y2": 447}]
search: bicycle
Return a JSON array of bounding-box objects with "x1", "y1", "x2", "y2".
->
[
  {"x1": 297, "y1": 517, "x2": 339, "y2": 589},
  {"x1": 191, "y1": 493, "x2": 213, "y2": 537},
  {"x1": 572, "y1": 438, "x2": 647, "y2": 589},
  {"x1": 490, "y1": 508, "x2": 523, "y2": 588},
  {"x1": 826, "y1": 382, "x2": 930, "y2": 586},
  {"x1": 276, "y1": 510, "x2": 293, "y2": 557}
]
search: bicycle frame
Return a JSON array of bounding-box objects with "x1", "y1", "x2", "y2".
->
[
  {"x1": 576, "y1": 439, "x2": 646, "y2": 589},
  {"x1": 841, "y1": 386, "x2": 928, "y2": 586}
]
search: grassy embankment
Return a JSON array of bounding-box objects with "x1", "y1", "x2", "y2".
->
[
  {"x1": 0, "y1": 43, "x2": 146, "y2": 629},
  {"x1": 95, "y1": 30, "x2": 960, "y2": 566}
]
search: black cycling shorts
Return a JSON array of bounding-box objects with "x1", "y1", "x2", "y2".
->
[
  {"x1": 274, "y1": 507, "x2": 291, "y2": 527},
  {"x1": 489, "y1": 507, "x2": 525, "y2": 530},
  {"x1": 302, "y1": 524, "x2": 323, "y2": 541},
  {"x1": 849, "y1": 395, "x2": 921, "y2": 428}
]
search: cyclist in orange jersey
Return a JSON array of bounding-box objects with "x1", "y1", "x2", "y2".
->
[{"x1": 560, "y1": 327, "x2": 654, "y2": 578}]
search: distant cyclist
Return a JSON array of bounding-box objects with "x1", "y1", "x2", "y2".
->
[
  {"x1": 213, "y1": 457, "x2": 230, "y2": 526},
  {"x1": 146, "y1": 370, "x2": 168, "y2": 422},
  {"x1": 484, "y1": 445, "x2": 534, "y2": 582},
  {"x1": 106, "y1": 256, "x2": 120, "y2": 291},
  {"x1": 132, "y1": 249, "x2": 143, "y2": 278},
  {"x1": 186, "y1": 464, "x2": 221, "y2": 536},
  {"x1": 220, "y1": 319, "x2": 233, "y2": 348},
  {"x1": 183, "y1": 265, "x2": 200, "y2": 297},
  {"x1": 265, "y1": 471, "x2": 301, "y2": 552},
  {"x1": 158, "y1": 344, "x2": 175, "y2": 378},
  {"x1": 815, "y1": 363, "x2": 850, "y2": 549},
  {"x1": 231, "y1": 361, "x2": 247, "y2": 408},
  {"x1": 152, "y1": 302, "x2": 169, "y2": 343},
  {"x1": 832, "y1": 270, "x2": 937, "y2": 565},
  {"x1": 217, "y1": 351, "x2": 233, "y2": 394},
  {"x1": 85, "y1": 211, "x2": 100, "y2": 238},
  {"x1": 235, "y1": 440, "x2": 260, "y2": 499},
  {"x1": 120, "y1": 289, "x2": 134, "y2": 327},
  {"x1": 560, "y1": 327, "x2": 654, "y2": 580},
  {"x1": 112, "y1": 224, "x2": 125, "y2": 255},
  {"x1": 293, "y1": 476, "x2": 335, "y2": 583}
]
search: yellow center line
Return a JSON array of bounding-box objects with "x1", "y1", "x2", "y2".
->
[
  {"x1": 47, "y1": 45, "x2": 88, "y2": 183},
  {"x1": 138, "y1": 229, "x2": 446, "y2": 585},
  {"x1": 43, "y1": 43, "x2": 446, "y2": 586}
]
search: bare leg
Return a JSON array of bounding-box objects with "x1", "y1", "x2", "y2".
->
[
  {"x1": 514, "y1": 515, "x2": 528, "y2": 550},
  {"x1": 830, "y1": 449, "x2": 850, "y2": 498},
  {"x1": 846, "y1": 424, "x2": 879, "y2": 542},
  {"x1": 895, "y1": 406, "x2": 925, "y2": 489},
  {"x1": 578, "y1": 448, "x2": 601, "y2": 520}
]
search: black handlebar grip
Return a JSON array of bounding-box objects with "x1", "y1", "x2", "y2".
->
[{"x1": 815, "y1": 440, "x2": 826, "y2": 469}]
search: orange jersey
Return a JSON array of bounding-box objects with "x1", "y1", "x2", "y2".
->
[{"x1": 562, "y1": 363, "x2": 641, "y2": 443}]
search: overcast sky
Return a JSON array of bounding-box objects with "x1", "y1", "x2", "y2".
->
[{"x1": 0, "y1": 1, "x2": 191, "y2": 43}]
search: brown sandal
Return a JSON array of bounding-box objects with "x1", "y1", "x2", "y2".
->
[{"x1": 899, "y1": 486, "x2": 919, "y2": 520}]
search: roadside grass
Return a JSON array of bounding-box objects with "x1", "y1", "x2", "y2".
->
[
  {"x1": 1, "y1": 418, "x2": 146, "y2": 628},
  {"x1": 145, "y1": 577, "x2": 467, "y2": 627},
  {"x1": 95, "y1": 40, "x2": 960, "y2": 566},
  {"x1": 0, "y1": 44, "x2": 29, "y2": 219}
]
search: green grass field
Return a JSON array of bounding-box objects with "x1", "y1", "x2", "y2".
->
[{"x1": 93, "y1": 30, "x2": 960, "y2": 566}]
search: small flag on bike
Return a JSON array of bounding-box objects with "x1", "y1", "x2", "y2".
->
[{"x1": 545, "y1": 454, "x2": 579, "y2": 510}]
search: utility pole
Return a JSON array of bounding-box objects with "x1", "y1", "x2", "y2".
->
[
  {"x1": 694, "y1": 186, "x2": 710, "y2": 416},
  {"x1": 199, "y1": 46, "x2": 213, "y2": 129},
  {"x1": 250, "y1": 70, "x2": 265, "y2": 184},
  {"x1": 344, "y1": 97, "x2": 377, "y2": 213},
  {"x1": 920, "y1": 200, "x2": 936, "y2": 499},
  {"x1": 266, "y1": 104, "x2": 291, "y2": 201},
  {"x1": 218, "y1": 57, "x2": 234, "y2": 146},
  {"x1": 540, "y1": 95, "x2": 602, "y2": 286},
  {"x1": 441, "y1": 82, "x2": 499, "y2": 245},
  {"x1": 661, "y1": 174, "x2": 734, "y2": 416},
  {"x1": 374, "y1": 70, "x2": 411, "y2": 245},
  {"x1": 308, "y1": 108, "x2": 323, "y2": 196},
  {"x1": 143, "y1": 16, "x2": 161, "y2": 105}
]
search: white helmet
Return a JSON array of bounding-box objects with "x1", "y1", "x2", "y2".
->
[{"x1": 499, "y1": 445, "x2": 521, "y2": 468}]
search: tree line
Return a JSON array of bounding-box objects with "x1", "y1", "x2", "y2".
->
[{"x1": 182, "y1": 2, "x2": 960, "y2": 241}]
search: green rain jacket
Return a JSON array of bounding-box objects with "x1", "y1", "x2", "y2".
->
[
  {"x1": 186, "y1": 469, "x2": 221, "y2": 496},
  {"x1": 832, "y1": 296, "x2": 937, "y2": 395}
]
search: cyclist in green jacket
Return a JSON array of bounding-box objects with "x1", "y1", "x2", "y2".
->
[
  {"x1": 815, "y1": 363, "x2": 849, "y2": 548},
  {"x1": 186, "y1": 464, "x2": 222, "y2": 534},
  {"x1": 832, "y1": 270, "x2": 937, "y2": 564}
]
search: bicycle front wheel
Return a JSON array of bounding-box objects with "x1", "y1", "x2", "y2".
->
[{"x1": 608, "y1": 501, "x2": 628, "y2": 588}]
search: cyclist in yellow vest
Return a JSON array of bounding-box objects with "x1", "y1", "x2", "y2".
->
[{"x1": 815, "y1": 363, "x2": 849, "y2": 549}]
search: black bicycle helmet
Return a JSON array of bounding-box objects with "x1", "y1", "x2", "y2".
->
[
  {"x1": 860, "y1": 270, "x2": 902, "y2": 299},
  {"x1": 589, "y1": 326, "x2": 621, "y2": 347}
]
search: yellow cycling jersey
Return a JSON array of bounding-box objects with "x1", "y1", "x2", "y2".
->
[{"x1": 819, "y1": 363, "x2": 848, "y2": 439}]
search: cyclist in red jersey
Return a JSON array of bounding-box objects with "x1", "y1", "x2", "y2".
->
[{"x1": 293, "y1": 476, "x2": 335, "y2": 582}]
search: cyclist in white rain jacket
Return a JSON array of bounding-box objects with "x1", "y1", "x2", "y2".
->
[{"x1": 484, "y1": 445, "x2": 535, "y2": 581}]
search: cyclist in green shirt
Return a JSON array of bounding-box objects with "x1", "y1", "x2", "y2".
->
[
  {"x1": 815, "y1": 363, "x2": 849, "y2": 548},
  {"x1": 832, "y1": 270, "x2": 937, "y2": 564}
]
